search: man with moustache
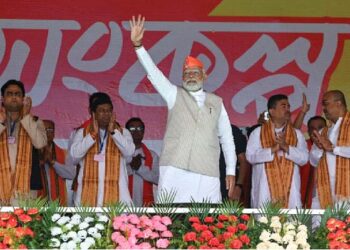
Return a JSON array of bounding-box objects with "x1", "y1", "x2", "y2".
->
[
  {"x1": 246, "y1": 94, "x2": 308, "y2": 208},
  {"x1": 70, "y1": 92, "x2": 134, "y2": 206},
  {"x1": 0, "y1": 79, "x2": 47, "y2": 205},
  {"x1": 130, "y1": 15, "x2": 236, "y2": 203},
  {"x1": 310, "y1": 90, "x2": 350, "y2": 208}
]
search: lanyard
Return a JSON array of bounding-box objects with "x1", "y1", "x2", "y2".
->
[
  {"x1": 98, "y1": 130, "x2": 108, "y2": 153},
  {"x1": 8, "y1": 121, "x2": 16, "y2": 136}
]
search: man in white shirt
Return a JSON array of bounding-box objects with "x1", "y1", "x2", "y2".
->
[
  {"x1": 246, "y1": 94, "x2": 308, "y2": 208},
  {"x1": 126, "y1": 117, "x2": 159, "y2": 206},
  {"x1": 310, "y1": 90, "x2": 350, "y2": 209},
  {"x1": 129, "y1": 15, "x2": 236, "y2": 203},
  {"x1": 70, "y1": 92, "x2": 134, "y2": 206}
]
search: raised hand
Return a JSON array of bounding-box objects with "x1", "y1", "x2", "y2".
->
[
  {"x1": 312, "y1": 130, "x2": 333, "y2": 152},
  {"x1": 90, "y1": 113, "x2": 98, "y2": 140},
  {"x1": 301, "y1": 93, "x2": 310, "y2": 113},
  {"x1": 108, "y1": 113, "x2": 116, "y2": 133},
  {"x1": 130, "y1": 15, "x2": 145, "y2": 47},
  {"x1": 22, "y1": 96, "x2": 32, "y2": 116},
  {"x1": 0, "y1": 107, "x2": 6, "y2": 123}
]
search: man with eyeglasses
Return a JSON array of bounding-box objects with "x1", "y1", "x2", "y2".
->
[
  {"x1": 70, "y1": 92, "x2": 134, "y2": 206},
  {"x1": 126, "y1": 117, "x2": 159, "y2": 206},
  {"x1": 38, "y1": 120, "x2": 76, "y2": 206},
  {"x1": 130, "y1": 16, "x2": 236, "y2": 203},
  {"x1": 0, "y1": 79, "x2": 47, "y2": 205}
]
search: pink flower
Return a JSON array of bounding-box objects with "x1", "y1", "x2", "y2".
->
[
  {"x1": 152, "y1": 215, "x2": 162, "y2": 222},
  {"x1": 111, "y1": 231, "x2": 121, "y2": 241},
  {"x1": 153, "y1": 221, "x2": 167, "y2": 231},
  {"x1": 161, "y1": 216, "x2": 172, "y2": 226},
  {"x1": 138, "y1": 242, "x2": 152, "y2": 249},
  {"x1": 139, "y1": 216, "x2": 153, "y2": 228},
  {"x1": 161, "y1": 230, "x2": 173, "y2": 238},
  {"x1": 156, "y1": 238, "x2": 170, "y2": 249},
  {"x1": 117, "y1": 241, "x2": 131, "y2": 249},
  {"x1": 114, "y1": 235, "x2": 127, "y2": 245},
  {"x1": 130, "y1": 227, "x2": 141, "y2": 238},
  {"x1": 143, "y1": 228, "x2": 153, "y2": 239},
  {"x1": 150, "y1": 232, "x2": 160, "y2": 239},
  {"x1": 128, "y1": 236, "x2": 138, "y2": 246},
  {"x1": 128, "y1": 214, "x2": 140, "y2": 225}
]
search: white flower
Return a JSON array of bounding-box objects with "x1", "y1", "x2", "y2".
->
[
  {"x1": 80, "y1": 241, "x2": 92, "y2": 250},
  {"x1": 269, "y1": 242, "x2": 282, "y2": 250},
  {"x1": 301, "y1": 242, "x2": 311, "y2": 250},
  {"x1": 66, "y1": 240, "x2": 77, "y2": 249},
  {"x1": 51, "y1": 227, "x2": 63, "y2": 236},
  {"x1": 296, "y1": 230, "x2": 308, "y2": 239},
  {"x1": 282, "y1": 234, "x2": 294, "y2": 244},
  {"x1": 84, "y1": 217, "x2": 94, "y2": 223},
  {"x1": 259, "y1": 230, "x2": 270, "y2": 242},
  {"x1": 78, "y1": 230, "x2": 88, "y2": 240},
  {"x1": 73, "y1": 237, "x2": 82, "y2": 244},
  {"x1": 92, "y1": 232, "x2": 101, "y2": 239},
  {"x1": 71, "y1": 214, "x2": 81, "y2": 222},
  {"x1": 67, "y1": 231, "x2": 78, "y2": 239},
  {"x1": 52, "y1": 214, "x2": 61, "y2": 222},
  {"x1": 285, "y1": 222, "x2": 296, "y2": 231},
  {"x1": 256, "y1": 242, "x2": 269, "y2": 250},
  {"x1": 60, "y1": 242, "x2": 68, "y2": 250},
  {"x1": 87, "y1": 227, "x2": 98, "y2": 236},
  {"x1": 296, "y1": 237, "x2": 307, "y2": 246},
  {"x1": 49, "y1": 238, "x2": 61, "y2": 248},
  {"x1": 298, "y1": 225, "x2": 308, "y2": 232},
  {"x1": 286, "y1": 242, "x2": 298, "y2": 250},
  {"x1": 97, "y1": 214, "x2": 109, "y2": 223},
  {"x1": 270, "y1": 232, "x2": 282, "y2": 243},
  {"x1": 94, "y1": 223, "x2": 104, "y2": 231},
  {"x1": 258, "y1": 216, "x2": 268, "y2": 224},
  {"x1": 271, "y1": 216, "x2": 280, "y2": 223},
  {"x1": 270, "y1": 220, "x2": 282, "y2": 229},
  {"x1": 285, "y1": 229, "x2": 296, "y2": 236},
  {"x1": 60, "y1": 233, "x2": 69, "y2": 242},
  {"x1": 79, "y1": 222, "x2": 90, "y2": 230},
  {"x1": 57, "y1": 216, "x2": 70, "y2": 226},
  {"x1": 85, "y1": 237, "x2": 95, "y2": 246},
  {"x1": 65, "y1": 223, "x2": 74, "y2": 230}
]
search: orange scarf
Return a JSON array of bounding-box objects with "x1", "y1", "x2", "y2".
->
[
  {"x1": 80, "y1": 126, "x2": 120, "y2": 206},
  {"x1": 317, "y1": 112, "x2": 350, "y2": 208},
  {"x1": 38, "y1": 144, "x2": 67, "y2": 206},
  {"x1": 128, "y1": 143, "x2": 154, "y2": 206},
  {"x1": 0, "y1": 125, "x2": 32, "y2": 204},
  {"x1": 261, "y1": 121, "x2": 297, "y2": 207}
]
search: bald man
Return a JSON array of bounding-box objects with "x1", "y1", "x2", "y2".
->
[{"x1": 310, "y1": 90, "x2": 350, "y2": 208}]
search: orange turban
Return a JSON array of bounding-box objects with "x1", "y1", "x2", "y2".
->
[{"x1": 183, "y1": 56, "x2": 204, "y2": 70}]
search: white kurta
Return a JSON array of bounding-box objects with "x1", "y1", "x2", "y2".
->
[
  {"x1": 136, "y1": 47, "x2": 236, "y2": 203},
  {"x1": 70, "y1": 128, "x2": 135, "y2": 206},
  {"x1": 246, "y1": 126, "x2": 308, "y2": 208},
  {"x1": 310, "y1": 117, "x2": 350, "y2": 208},
  {"x1": 126, "y1": 147, "x2": 160, "y2": 206}
]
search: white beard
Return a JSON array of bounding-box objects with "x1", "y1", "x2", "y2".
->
[{"x1": 182, "y1": 80, "x2": 203, "y2": 92}]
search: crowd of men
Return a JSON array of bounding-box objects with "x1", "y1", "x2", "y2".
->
[{"x1": 0, "y1": 15, "x2": 349, "y2": 209}]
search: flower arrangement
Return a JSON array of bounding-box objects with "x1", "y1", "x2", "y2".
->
[
  {"x1": 49, "y1": 213, "x2": 110, "y2": 249},
  {"x1": 111, "y1": 214, "x2": 173, "y2": 249},
  {"x1": 253, "y1": 216, "x2": 310, "y2": 250},
  {"x1": 325, "y1": 216, "x2": 350, "y2": 249},
  {"x1": 181, "y1": 214, "x2": 251, "y2": 249},
  {"x1": 0, "y1": 208, "x2": 40, "y2": 249}
]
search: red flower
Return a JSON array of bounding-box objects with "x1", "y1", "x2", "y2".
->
[
  {"x1": 346, "y1": 216, "x2": 350, "y2": 224},
  {"x1": 7, "y1": 217, "x2": 17, "y2": 228},
  {"x1": 188, "y1": 246, "x2": 196, "y2": 249},
  {"x1": 216, "y1": 222, "x2": 224, "y2": 229},
  {"x1": 3, "y1": 235, "x2": 13, "y2": 245},
  {"x1": 240, "y1": 214, "x2": 250, "y2": 221},
  {"x1": 18, "y1": 214, "x2": 32, "y2": 223},
  {"x1": 327, "y1": 232, "x2": 336, "y2": 240},
  {"x1": 223, "y1": 232, "x2": 233, "y2": 240},
  {"x1": 200, "y1": 230, "x2": 214, "y2": 241},
  {"x1": 199, "y1": 245, "x2": 210, "y2": 249},
  {"x1": 334, "y1": 230, "x2": 346, "y2": 242},
  {"x1": 14, "y1": 209, "x2": 24, "y2": 216},
  {"x1": 0, "y1": 243, "x2": 8, "y2": 249},
  {"x1": 27, "y1": 208, "x2": 39, "y2": 215},
  {"x1": 189, "y1": 216, "x2": 200, "y2": 224},
  {"x1": 208, "y1": 237, "x2": 220, "y2": 247},
  {"x1": 217, "y1": 244, "x2": 225, "y2": 249},
  {"x1": 238, "y1": 223, "x2": 247, "y2": 231},
  {"x1": 0, "y1": 220, "x2": 6, "y2": 228},
  {"x1": 15, "y1": 227, "x2": 26, "y2": 238},
  {"x1": 227, "y1": 226, "x2": 237, "y2": 234},
  {"x1": 204, "y1": 217, "x2": 214, "y2": 224},
  {"x1": 218, "y1": 214, "x2": 229, "y2": 221},
  {"x1": 329, "y1": 240, "x2": 341, "y2": 249},
  {"x1": 209, "y1": 225, "x2": 216, "y2": 232},
  {"x1": 230, "y1": 239, "x2": 243, "y2": 249},
  {"x1": 239, "y1": 234, "x2": 250, "y2": 245},
  {"x1": 24, "y1": 227, "x2": 34, "y2": 237},
  {"x1": 18, "y1": 244, "x2": 27, "y2": 250},
  {"x1": 0, "y1": 213, "x2": 11, "y2": 221},
  {"x1": 200, "y1": 224, "x2": 208, "y2": 231},
  {"x1": 184, "y1": 232, "x2": 197, "y2": 242},
  {"x1": 192, "y1": 223, "x2": 202, "y2": 232}
]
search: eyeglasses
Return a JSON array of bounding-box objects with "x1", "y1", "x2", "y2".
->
[{"x1": 128, "y1": 126, "x2": 144, "y2": 132}]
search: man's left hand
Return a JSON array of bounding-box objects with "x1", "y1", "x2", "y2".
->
[
  {"x1": 22, "y1": 96, "x2": 32, "y2": 116},
  {"x1": 226, "y1": 175, "x2": 236, "y2": 200}
]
